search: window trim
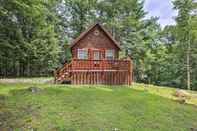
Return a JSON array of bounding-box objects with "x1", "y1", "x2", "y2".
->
[
  {"x1": 93, "y1": 51, "x2": 100, "y2": 60},
  {"x1": 77, "y1": 49, "x2": 88, "y2": 59},
  {"x1": 105, "y1": 49, "x2": 114, "y2": 60}
]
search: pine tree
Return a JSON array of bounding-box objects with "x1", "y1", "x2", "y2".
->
[{"x1": 173, "y1": 0, "x2": 197, "y2": 90}]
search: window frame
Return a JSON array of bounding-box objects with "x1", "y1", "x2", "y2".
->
[
  {"x1": 93, "y1": 51, "x2": 100, "y2": 60},
  {"x1": 105, "y1": 49, "x2": 114, "y2": 60},
  {"x1": 77, "y1": 49, "x2": 88, "y2": 59}
]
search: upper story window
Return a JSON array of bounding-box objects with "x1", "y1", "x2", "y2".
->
[
  {"x1": 77, "y1": 49, "x2": 88, "y2": 59},
  {"x1": 93, "y1": 51, "x2": 100, "y2": 60},
  {"x1": 106, "y1": 49, "x2": 114, "y2": 60}
]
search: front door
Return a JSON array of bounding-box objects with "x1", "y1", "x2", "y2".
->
[{"x1": 93, "y1": 50, "x2": 100, "y2": 60}]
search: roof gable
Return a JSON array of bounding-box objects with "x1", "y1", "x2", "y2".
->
[{"x1": 70, "y1": 23, "x2": 121, "y2": 50}]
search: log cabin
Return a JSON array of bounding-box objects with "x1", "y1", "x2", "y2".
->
[{"x1": 54, "y1": 23, "x2": 133, "y2": 85}]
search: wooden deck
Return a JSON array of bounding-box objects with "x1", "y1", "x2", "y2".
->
[{"x1": 55, "y1": 59, "x2": 132, "y2": 85}]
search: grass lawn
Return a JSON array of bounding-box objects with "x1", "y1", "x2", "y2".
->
[{"x1": 0, "y1": 79, "x2": 197, "y2": 131}]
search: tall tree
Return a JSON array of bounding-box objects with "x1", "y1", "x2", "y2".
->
[
  {"x1": 173, "y1": 0, "x2": 197, "y2": 90},
  {"x1": 63, "y1": 0, "x2": 97, "y2": 38}
]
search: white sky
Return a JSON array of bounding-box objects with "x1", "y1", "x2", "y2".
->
[{"x1": 144, "y1": 0, "x2": 178, "y2": 27}]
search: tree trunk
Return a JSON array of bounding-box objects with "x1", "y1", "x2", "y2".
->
[
  {"x1": 140, "y1": 59, "x2": 145, "y2": 82},
  {"x1": 186, "y1": 38, "x2": 191, "y2": 90},
  {"x1": 27, "y1": 61, "x2": 30, "y2": 77},
  {"x1": 16, "y1": 61, "x2": 20, "y2": 77}
]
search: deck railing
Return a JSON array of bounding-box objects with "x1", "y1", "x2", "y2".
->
[
  {"x1": 55, "y1": 58, "x2": 133, "y2": 84},
  {"x1": 70, "y1": 59, "x2": 131, "y2": 71}
]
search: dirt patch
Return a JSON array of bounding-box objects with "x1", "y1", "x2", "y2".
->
[
  {"x1": 10, "y1": 87, "x2": 43, "y2": 94},
  {"x1": 172, "y1": 89, "x2": 191, "y2": 104},
  {"x1": 0, "y1": 78, "x2": 54, "y2": 84},
  {"x1": 173, "y1": 89, "x2": 190, "y2": 98},
  {"x1": 26, "y1": 87, "x2": 42, "y2": 93}
]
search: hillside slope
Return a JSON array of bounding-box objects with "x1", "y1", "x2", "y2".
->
[
  {"x1": 133, "y1": 83, "x2": 197, "y2": 106},
  {"x1": 0, "y1": 82, "x2": 197, "y2": 131}
]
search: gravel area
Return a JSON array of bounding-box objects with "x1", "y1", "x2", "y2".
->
[{"x1": 0, "y1": 77, "x2": 54, "y2": 84}]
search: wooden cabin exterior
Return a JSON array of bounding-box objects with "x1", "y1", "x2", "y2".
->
[{"x1": 55, "y1": 23, "x2": 133, "y2": 85}]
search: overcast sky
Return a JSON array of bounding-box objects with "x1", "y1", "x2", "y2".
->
[{"x1": 144, "y1": 0, "x2": 178, "y2": 28}]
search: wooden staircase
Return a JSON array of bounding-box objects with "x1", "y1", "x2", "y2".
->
[{"x1": 54, "y1": 62, "x2": 71, "y2": 84}]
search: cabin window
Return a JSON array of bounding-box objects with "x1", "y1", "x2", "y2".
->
[
  {"x1": 77, "y1": 49, "x2": 88, "y2": 59},
  {"x1": 106, "y1": 49, "x2": 114, "y2": 60},
  {"x1": 93, "y1": 51, "x2": 100, "y2": 60}
]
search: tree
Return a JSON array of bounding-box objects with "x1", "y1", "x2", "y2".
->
[
  {"x1": 0, "y1": 0, "x2": 61, "y2": 77},
  {"x1": 62, "y1": 0, "x2": 98, "y2": 38},
  {"x1": 173, "y1": 0, "x2": 197, "y2": 90}
]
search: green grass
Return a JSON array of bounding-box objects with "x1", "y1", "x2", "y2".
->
[
  {"x1": 132, "y1": 83, "x2": 197, "y2": 106},
  {"x1": 0, "y1": 80, "x2": 197, "y2": 131}
]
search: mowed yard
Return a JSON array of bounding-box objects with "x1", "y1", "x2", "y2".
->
[{"x1": 0, "y1": 78, "x2": 197, "y2": 131}]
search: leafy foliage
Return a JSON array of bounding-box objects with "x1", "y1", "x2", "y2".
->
[
  {"x1": 0, "y1": 0, "x2": 61, "y2": 76},
  {"x1": 0, "y1": 0, "x2": 196, "y2": 90}
]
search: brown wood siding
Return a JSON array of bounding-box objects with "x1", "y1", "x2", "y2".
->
[{"x1": 71, "y1": 26, "x2": 119, "y2": 59}]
